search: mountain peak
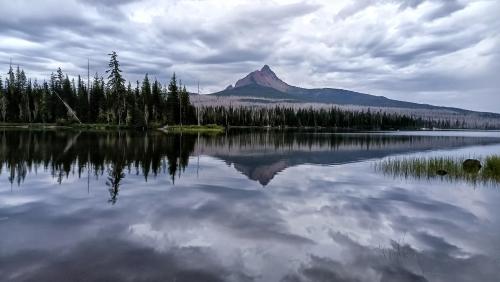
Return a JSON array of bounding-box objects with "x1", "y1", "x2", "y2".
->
[
  {"x1": 261, "y1": 65, "x2": 272, "y2": 72},
  {"x1": 234, "y1": 65, "x2": 291, "y2": 93}
]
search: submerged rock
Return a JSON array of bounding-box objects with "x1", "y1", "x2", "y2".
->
[
  {"x1": 463, "y1": 159, "x2": 482, "y2": 173},
  {"x1": 436, "y1": 169, "x2": 448, "y2": 176}
]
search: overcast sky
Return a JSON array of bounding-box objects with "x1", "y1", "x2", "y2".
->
[{"x1": 1, "y1": 0, "x2": 499, "y2": 112}]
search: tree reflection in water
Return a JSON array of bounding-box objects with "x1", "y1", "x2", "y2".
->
[
  {"x1": 0, "y1": 129, "x2": 197, "y2": 204},
  {"x1": 1, "y1": 129, "x2": 499, "y2": 203}
]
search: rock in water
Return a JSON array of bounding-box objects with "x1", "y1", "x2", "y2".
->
[
  {"x1": 436, "y1": 169, "x2": 448, "y2": 176},
  {"x1": 463, "y1": 159, "x2": 482, "y2": 173}
]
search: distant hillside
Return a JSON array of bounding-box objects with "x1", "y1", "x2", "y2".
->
[
  {"x1": 210, "y1": 65, "x2": 497, "y2": 117},
  {"x1": 213, "y1": 84, "x2": 293, "y2": 100}
]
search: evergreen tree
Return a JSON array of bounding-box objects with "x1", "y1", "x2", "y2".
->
[
  {"x1": 166, "y1": 73, "x2": 179, "y2": 125},
  {"x1": 106, "y1": 51, "x2": 126, "y2": 125},
  {"x1": 40, "y1": 81, "x2": 50, "y2": 123},
  {"x1": 77, "y1": 75, "x2": 89, "y2": 122},
  {"x1": 180, "y1": 85, "x2": 193, "y2": 124},
  {"x1": 131, "y1": 80, "x2": 146, "y2": 129},
  {"x1": 15, "y1": 67, "x2": 28, "y2": 122},
  {"x1": 51, "y1": 68, "x2": 67, "y2": 120},
  {"x1": 152, "y1": 78, "x2": 162, "y2": 123},
  {"x1": 125, "y1": 82, "x2": 134, "y2": 125},
  {"x1": 141, "y1": 74, "x2": 151, "y2": 126},
  {"x1": 6, "y1": 64, "x2": 16, "y2": 121},
  {"x1": 0, "y1": 76, "x2": 6, "y2": 122},
  {"x1": 61, "y1": 74, "x2": 74, "y2": 121}
]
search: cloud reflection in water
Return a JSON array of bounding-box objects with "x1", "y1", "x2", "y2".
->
[{"x1": 0, "y1": 130, "x2": 500, "y2": 281}]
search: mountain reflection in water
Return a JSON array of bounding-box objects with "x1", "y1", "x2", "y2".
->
[
  {"x1": 1, "y1": 129, "x2": 500, "y2": 282},
  {"x1": 2, "y1": 129, "x2": 499, "y2": 188}
]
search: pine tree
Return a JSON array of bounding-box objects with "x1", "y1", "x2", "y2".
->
[
  {"x1": 166, "y1": 73, "x2": 179, "y2": 125},
  {"x1": 25, "y1": 79, "x2": 33, "y2": 122},
  {"x1": 6, "y1": 65, "x2": 14, "y2": 118},
  {"x1": 51, "y1": 68, "x2": 67, "y2": 120},
  {"x1": 15, "y1": 67, "x2": 28, "y2": 122},
  {"x1": 125, "y1": 82, "x2": 134, "y2": 125},
  {"x1": 40, "y1": 81, "x2": 50, "y2": 123},
  {"x1": 31, "y1": 80, "x2": 41, "y2": 122},
  {"x1": 61, "y1": 74, "x2": 74, "y2": 121},
  {"x1": 0, "y1": 76, "x2": 6, "y2": 122},
  {"x1": 152, "y1": 79, "x2": 162, "y2": 123},
  {"x1": 77, "y1": 75, "x2": 89, "y2": 123},
  {"x1": 106, "y1": 51, "x2": 126, "y2": 125},
  {"x1": 141, "y1": 74, "x2": 151, "y2": 126},
  {"x1": 132, "y1": 80, "x2": 146, "y2": 129},
  {"x1": 180, "y1": 85, "x2": 192, "y2": 124}
]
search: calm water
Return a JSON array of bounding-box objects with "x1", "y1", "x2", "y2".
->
[{"x1": 1, "y1": 129, "x2": 500, "y2": 282}]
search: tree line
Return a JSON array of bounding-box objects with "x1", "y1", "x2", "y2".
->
[
  {"x1": 196, "y1": 105, "x2": 460, "y2": 130},
  {"x1": 0, "y1": 52, "x2": 196, "y2": 128},
  {"x1": 1, "y1": 51, "x2": 494, "y2": 130}
]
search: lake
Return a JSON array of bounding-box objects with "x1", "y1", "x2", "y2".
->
[{"x1": 1, "y1": 129, "x2": 500, "y2": 282}]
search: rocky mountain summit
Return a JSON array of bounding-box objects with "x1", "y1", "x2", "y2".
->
[
  {"x1": 211, "y1": 65, "x2": 500, "y2": 119},
  {"x1": 232, "y1": 65, "x2": 291, "y2": 93}
]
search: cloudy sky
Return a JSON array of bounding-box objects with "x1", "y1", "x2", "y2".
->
[{"x1": 1, "y1": 0, "x2": 499, "y2": 112}]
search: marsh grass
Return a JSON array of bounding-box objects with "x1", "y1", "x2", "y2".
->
[
  {"x1": 160, "y1": 124, "x2": 225, "y2": 134},
  {"x1": 375, "y1": 155, "x2": 500, "y2": 186},
  {"x1": 483, "y1": 156, "x2": 500, "y2": 183}
]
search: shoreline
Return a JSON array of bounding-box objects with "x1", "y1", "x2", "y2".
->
[{"x1": 0, "y1": 123, "x2": 498, "y2": 132}]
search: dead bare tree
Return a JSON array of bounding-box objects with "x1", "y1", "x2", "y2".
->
[{"x1": 54, "y1": 92, "x2": 82, "y2": 124}]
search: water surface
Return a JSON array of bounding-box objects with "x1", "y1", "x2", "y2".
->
[{"x1": 1, "y1": 129, "x2": 500, "y2": 282}]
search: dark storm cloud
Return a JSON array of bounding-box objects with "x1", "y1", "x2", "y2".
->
[{"x1": 0, "y1": 0, "x2": 499, "y2": 111}]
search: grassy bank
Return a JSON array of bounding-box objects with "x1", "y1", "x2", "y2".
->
[
  {"x1": 0, "y1": 122, "x2": 133, "y2": 130},
  {"x1": 375, "y1": 155, "x2": 500, "y2": 186},
  {"x1": 159, "y1": 124, "x2": 225, "y2": 134},
  {"x1": 0, "y1": 122, "x2": 225, "y2": 133}
]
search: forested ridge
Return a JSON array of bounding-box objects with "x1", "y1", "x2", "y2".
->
[
  {"x1": 0, "y1": 52, "x2": 496, "y2": 129},
  {"x1": 196, "y1": 106, "x2": 464, "y2": 130}
]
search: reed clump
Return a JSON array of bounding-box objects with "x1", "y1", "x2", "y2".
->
[
  {"x1": 376, "y1": 155, "x2": 500, "y2": 186},
  {"x1": 483, "y1": 156, "x2": 500, "y2": 183}
]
